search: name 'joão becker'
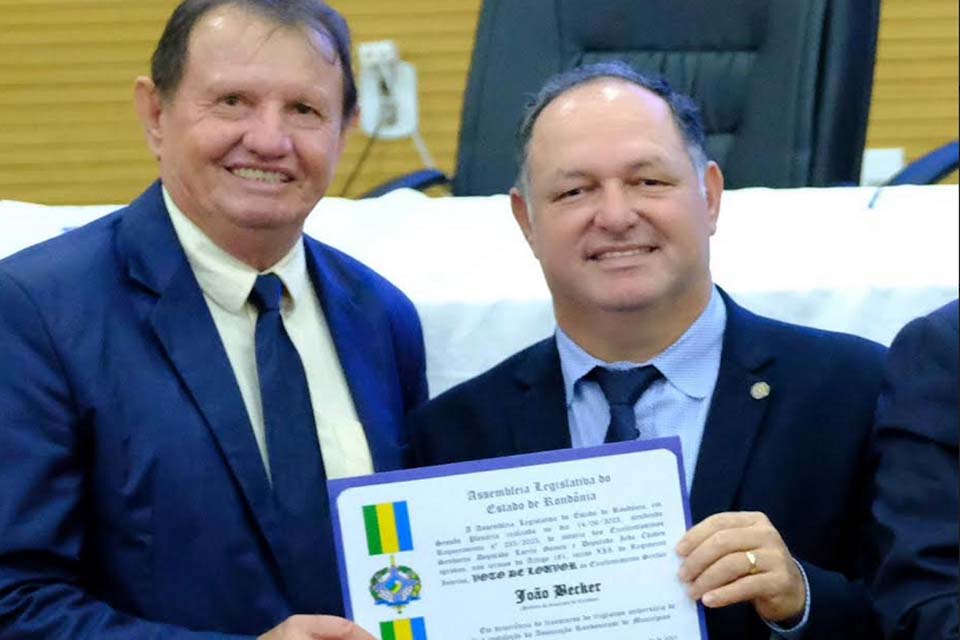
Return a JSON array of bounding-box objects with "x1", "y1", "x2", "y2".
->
[{"x1": 515, "y1": 582, "x2": 602, "y2": 604}]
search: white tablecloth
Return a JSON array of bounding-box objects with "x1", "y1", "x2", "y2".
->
[{"x1": 2, "y1": 185, "x2": 957, "y2": 395}]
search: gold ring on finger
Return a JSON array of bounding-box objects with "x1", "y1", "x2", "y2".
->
[{"x1": 745, "y1": 550, "x2": 760, "y2": 575}]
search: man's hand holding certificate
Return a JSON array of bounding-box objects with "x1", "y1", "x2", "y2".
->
[
  {"x1": 330, "y1": 438, "x2": 707, "y2": 640},
  {"x1": 677, "y1": 512, "x2": 806, "y2": 624}
]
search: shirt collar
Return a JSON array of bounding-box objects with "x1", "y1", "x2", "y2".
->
[
  {"x1": 163, "y1": 186, "x2": 308, "y2": 313},
  {"x1": 557, "y1": 286, "x2": 726, "y2": 405}
]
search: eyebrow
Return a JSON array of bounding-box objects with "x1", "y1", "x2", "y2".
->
[
  {"x1": 204, "y1": 80, "x2": 329, "y2": 101},
  {"x1": 551, "y1": 157, "x2": 669, "y2": 181}
]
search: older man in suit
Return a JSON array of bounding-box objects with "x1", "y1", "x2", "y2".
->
[
  {"x1": 871, "y1": 300, "x2": 959, "y2": 640},
  {"x1": 0, "y1": 2, "x2": 425, "y2": 639},
  {"x1": 409, "y1": 62, "x2": 885, "y2": 640}
]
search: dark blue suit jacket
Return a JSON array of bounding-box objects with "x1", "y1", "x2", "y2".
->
[
  {"x1": 410, "y1": 293, "x2": 885, "y2": 640},
  {"x1": 871, "y1": 300, "x2": 959, "y2": 640},
  {"x1": 0, "y1": 183, "x2": 428, "y2": 639}
]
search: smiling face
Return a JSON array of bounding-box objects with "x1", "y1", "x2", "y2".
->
[
  {"x1": 135, "y1": 5, "x2": 350, "y2": 266},
  {"x1": 511, "y1": 78, "x2": 722, "y2": 337}
]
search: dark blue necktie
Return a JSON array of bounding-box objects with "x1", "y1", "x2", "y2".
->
[
  {"x1": 588, "y1": 365, "x2": 662, "y2": 443},
  {"x1": 249, "y1": 273, "x2": 340, "y2": 614}
]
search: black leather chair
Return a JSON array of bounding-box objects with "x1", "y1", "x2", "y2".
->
[{"x1": 364, "y1": 0, "x2": 880, "y2": 197}]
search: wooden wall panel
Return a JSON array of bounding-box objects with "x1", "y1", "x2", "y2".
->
[
  {"x1": 0, "y1": 2, "x2": 172, "y2": 203},
  {"x1": 0, "y1": 0, "x2": 479, "y2": 204},
  {"x1": 328, "y1": 0, "x2": 477, "y2": 197},
  {"x1": 0, "y1": 0, "x2": 956, "y2": 204},
  {"x1": 866, "y1": 0, "x2": 959, "y2": 182}
]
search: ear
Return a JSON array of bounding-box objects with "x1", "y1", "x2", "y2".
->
[
  {"x1": 344, "y1": 106, "x2": 360, "y2": 131},
  {"x1": 336, "y1": 107, "x2": 358, "y2": 157},
  {"x1": 703, "y1": 161, "x2": 724, "y2": 235},
  {"x1": 133, "y1": 76, "x2": 166, "y2": 160},
  {"x1": 510, "y1": 187, "x2": 538, "y2": 257}
]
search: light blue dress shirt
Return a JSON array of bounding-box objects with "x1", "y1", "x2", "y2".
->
[
  {"x1": 555, "y1": 286, "x2": 810, "y2": 638},
  {"x1": 557, "y1": 286, "x2": 725, "y2": 491}
]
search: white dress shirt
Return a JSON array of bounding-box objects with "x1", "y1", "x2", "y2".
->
[{"x1": 164, "y1": 188, "x2": 373, "y2": 480}]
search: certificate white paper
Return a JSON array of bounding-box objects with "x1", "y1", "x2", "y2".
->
[{"x1": 329, "y1": 437, "x2": 707, "y2": 640}]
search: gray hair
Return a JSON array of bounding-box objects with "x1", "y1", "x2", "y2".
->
[
  {"x1": 150, "y1": 0, "x2": 357, "y2": 122},
  {"x1": 515, "y1": 61, "x2": 709, "y2": 193}
]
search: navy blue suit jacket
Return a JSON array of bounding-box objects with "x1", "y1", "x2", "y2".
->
[
  {"x1": 871, "y1": 300, "x2": 959, "y2": 640},
  {"x1": 0, "y1": 183, "x2": 428, "y2": 638},
  {"x1": 410, "y1": 293, "x2": 885, "y2": 640}
]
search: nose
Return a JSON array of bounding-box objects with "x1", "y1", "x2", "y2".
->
[
  {"x1": 593, "y1": 183, "x2": 637, "y2": 233},
  {"x1": 243, "y1": 107, "x2": 293, "y2": 158}
]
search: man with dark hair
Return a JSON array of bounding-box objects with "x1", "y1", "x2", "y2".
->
[
  {"x1": 0, "y1": 2, "x2": 425, "y2": 638},
  {"x1": 410, "y1": 62, "x2": 885, "y2": 640},
  {"x1": 870, "y1": 300, "x2": 959, "y2": 640},
  {"x1": 150, "y1": 0, "x2": 357, "y2": 121}
]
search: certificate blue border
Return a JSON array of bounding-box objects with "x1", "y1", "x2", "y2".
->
[{"x1": 328, "y1": 435, "x2": 708, "y2": 639}]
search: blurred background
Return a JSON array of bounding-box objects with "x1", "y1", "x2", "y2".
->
[{"x1": 0, "y1": 0, "x2": 956, "y2": 205}]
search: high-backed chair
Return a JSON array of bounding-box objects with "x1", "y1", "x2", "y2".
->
[{"x1": 364, "y1": 0, "x2": 880, "y2": 197}]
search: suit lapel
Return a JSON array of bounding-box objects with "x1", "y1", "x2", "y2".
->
[
  {"x1": 304, "y1": 241, "x2": 403, "y2": 471},
  {"x1": 509, "y1": 338, "x2": 573, "y2": 454},
  {"x1": 118, "y1": 183, "x2": 288, "y2": 572},
  {"x1": 690, "y1": 293, "x2": 775, "y2": 521}
]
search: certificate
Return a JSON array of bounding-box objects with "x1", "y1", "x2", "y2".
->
[{"x1": 329, "y1": 437, "x2": 707, "y2": 640}]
